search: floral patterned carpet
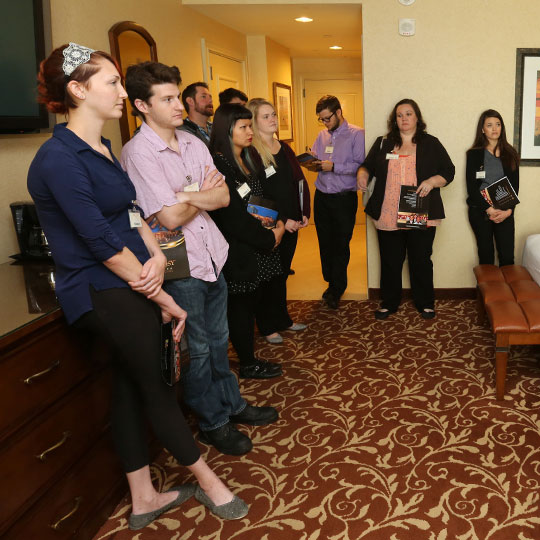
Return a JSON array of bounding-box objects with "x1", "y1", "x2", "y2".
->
[{"x1": 94, "y1": 300, "x2": 540, "y2": 540}]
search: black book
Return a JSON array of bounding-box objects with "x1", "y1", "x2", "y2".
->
[
  {"x1": 480, "y1": 176, "x2": 520, "y2": 210},
  {"x1": 397, "y1": 186, "x2": 431, "y2": 229}
]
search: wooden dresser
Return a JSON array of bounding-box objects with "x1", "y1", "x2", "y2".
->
[{"x1": 0, "y1": 262, "x2": 127, "y2": 539}]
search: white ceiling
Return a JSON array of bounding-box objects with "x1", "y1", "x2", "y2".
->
[{"x1": 185, "y1": 3, "x2": 363, "y2": 58}]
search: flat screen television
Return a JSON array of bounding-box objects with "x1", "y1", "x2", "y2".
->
[{"x1": 0, "y1": 0, "x2": 52, "y2": 133}]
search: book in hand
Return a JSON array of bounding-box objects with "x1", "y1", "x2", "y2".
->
[
  {"x1": 397, "y1": 185, "x2": 431, "y2": 229},
  {"x1": 480, "y1": 176, "x2": 520, "y2": 210},
  {"x1": 247, "y1": 195, "x2": 278, "y2": 229},
  {"x1": 160, "y1": 320, "x2": 190, "y2": 386},
  {"x1": 296, "y1": 152, "x2": 320, "y2": 172},
  {"x1": 148, "y1": 217, "x2": 190, "y2": 281}
]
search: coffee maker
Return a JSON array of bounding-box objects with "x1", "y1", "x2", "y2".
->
[{"x1": 10, "y1": 202, "x2": 52, "y2": 260}]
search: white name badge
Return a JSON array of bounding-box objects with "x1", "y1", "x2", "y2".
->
[
  {"x1": 184, "y1": 182, "x2": 199, "y2": 192},
  {"x1": 128, "y1": 209, "x2": 142, "y2": 228},
  {"x1": 265, "y1": 165, "x2": 277, "y2": 178},
  {"x1": 386, "y1": 153, "x2": 399, "y2": 160},
  {"x1": 325, "y1": 146, "x2": 334, "y2": 154},
  {"x1": 237, "y1": 182, "x2": 251, "y2": 198},
  {"x1": 476, "y1": 171, "x2": 486, "y2": 179}
]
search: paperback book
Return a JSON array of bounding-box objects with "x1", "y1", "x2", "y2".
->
[
  {"x1": 247, "y1": 196, "x2": 278, "y2": 228},
  {"x1": 480, "y1": 176, "x2": 520, "y2": 210},
  {"x1": 397, "y1": 185, "x2": 431, "y2": 229},
  {"x1": 149, "y1": 217, "x2": 190, "y2": 281},
  {"x1": 296, "y1": 152, "x2": 320, "y2": 172}
]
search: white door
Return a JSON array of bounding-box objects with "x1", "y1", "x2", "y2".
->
[
  {"x1": 303, "y1": 78, "x2": 365, "y2": 224},
  {"x1": 207, "y1": 50, "x2": 247, "y2": 106}
]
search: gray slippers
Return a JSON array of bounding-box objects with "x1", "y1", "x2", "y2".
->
[
  {"x1": 127, "y1": 483, "x2": 249, "y2": 530},
  {"x1": 194, "y1": 485, "x2": 249, "y2": 520},
  {"x1": 128, "y1": 483, "x2": 196, "y2": 530}
]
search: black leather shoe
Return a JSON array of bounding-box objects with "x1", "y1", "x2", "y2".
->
[
  {"x1": 199, "y1": 423, "x2": 252, "y2": 455},
  {"x1": 230, "y1": 404, "x2": 279, "y2": 426},
  {"x1": 239, "y1": 360, "x2": 282, "y2": 379},
  {"x1": 325, "y1": 295, "x2": 339, "y2": 310},
  {"x1": 420, "y1": 309, "x2": 436, "y2": 320},
  {"x1": 374, "y1": 308, "x2": 397, "y2": 320}
]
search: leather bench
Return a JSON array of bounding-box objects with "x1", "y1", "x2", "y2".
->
[{"x1": 474, "y1": 264, "x2": 540, "y2": 400}]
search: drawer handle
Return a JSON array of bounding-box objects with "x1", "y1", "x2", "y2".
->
[
  {"x1": 50, "y1": 496, "x2": 83, "y2": 531},
  {"x1": 36, "y1": 431, "x2": 71, "y2": 462},
  {"x1": 23, "y1": 359, "x2": 60, "y2": 385}
]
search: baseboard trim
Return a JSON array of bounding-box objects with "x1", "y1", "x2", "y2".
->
[{"x1": 368, "y1": 288, "x2": 476, "y2": 301}]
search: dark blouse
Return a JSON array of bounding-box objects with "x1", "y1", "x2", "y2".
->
[
  {"x1": 263, "y1": 147, "x2": 302, "y2": 222},
  {"x1": 27, "y1": 123, "x2": 150, "y2": 324},
  {"x1": 209, "y1": 152, "x2": 281, "y2": 293}
]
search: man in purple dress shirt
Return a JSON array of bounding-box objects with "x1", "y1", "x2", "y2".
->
[
  {"x1": 312, "y1": 95, "x2": 365, "y2": 309},
  {"x1": 121, "y1": 62, "x2": 278, "y2": 456}
]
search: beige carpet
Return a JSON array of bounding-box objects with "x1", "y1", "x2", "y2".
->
[{"x1": 94, "y1": 300, "x2": 540, "y2": 540}]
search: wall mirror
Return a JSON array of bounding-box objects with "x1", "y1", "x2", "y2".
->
[{"x1": 109, "y1": 21, "x2": 158, "y2": 145}]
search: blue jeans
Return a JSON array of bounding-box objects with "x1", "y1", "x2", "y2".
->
[{"x1": 164, "y1": 273, "x2": 246, "y2": 430}]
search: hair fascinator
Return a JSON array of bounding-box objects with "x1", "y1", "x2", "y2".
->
[{"x1": 62, "y1": 42, "x2": 96, "y2": 76}]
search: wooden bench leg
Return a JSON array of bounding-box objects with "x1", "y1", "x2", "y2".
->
[{"x1": 495, "y1": 348, "x2": 508, "y2": 400}]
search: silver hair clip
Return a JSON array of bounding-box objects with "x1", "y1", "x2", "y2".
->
[{"x1": 62, "y1": 42, "x2": 96, "y2": 76}]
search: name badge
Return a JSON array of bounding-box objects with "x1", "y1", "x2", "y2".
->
[
  {"x1": 237, "y1": 182, "x2": 251, "y2": 198},
  {"x1": 476, "y1": 171, "x2": 486, "y2": 179},
  {"x1": 265, "y1": 165, "x2": 277, "y2": 178},
  {"x1": 128, "y1": 209, "x2": 142, "y2": 228},
  {"x1": 184, "y1": 182, "x2": 199, "y2": 192},
  {"x1": 325, "y1": 146, "x2": 334, "y2": 154},
  {"x1": 386, "y1": 153, "x2": 399, "y2": 160}
]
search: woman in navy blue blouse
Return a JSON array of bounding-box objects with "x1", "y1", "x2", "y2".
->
[{"x1": 28, "y1": 44, "x2": 247, "y2": 530}]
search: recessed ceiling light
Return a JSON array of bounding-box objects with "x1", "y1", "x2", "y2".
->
[
  {"x1": 295, "y1": 17, "x2": 313, "y2": 23},
  {"x1": 329, "y1": 45, "x2": 343, "y2": 50}
]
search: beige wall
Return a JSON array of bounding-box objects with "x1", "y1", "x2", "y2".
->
[
  {"x1": 3, "y1": 0, "x2": 540, "y2": 291},
  {"x1": 0, "y1": 0, "x2": 246, "y2": 263},
  {"x1": 360, "y1": 0, "x2": 540, "y2": 289}
]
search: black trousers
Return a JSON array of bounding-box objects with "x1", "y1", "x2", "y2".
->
[
  {"x1": 256, "y1": 231, "x2": 297, "y2": 336},
  {"x1": 468, "y1": 207, "x2": 515, "y2": 266},
  {"x1": 314, "y1": 189, "x2": 358, "y2": 298},
  {"x1": 227, "y1": 287, "x2": 262, "y2": 367},
  {"x1": 74, "y1": 287, "x2": 200, "y2": 473},
  {"x1": 377, "y1": 227, "x2": 437, "y2": 312}
]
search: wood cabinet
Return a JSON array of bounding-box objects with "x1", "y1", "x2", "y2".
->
[{"x1": 0, "y1": 263, "x2": 127, "y2": 539}]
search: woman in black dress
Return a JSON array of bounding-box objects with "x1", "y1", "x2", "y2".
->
[
  {"x1": 209, "y1": 104, "x2": 285, "y2": 379},
  {"x1": 466, "y1": 109, "x2": 519, "y2": 266},
  {"x1": 248, "y1": 98, "x2": 310, "y2": 344}
]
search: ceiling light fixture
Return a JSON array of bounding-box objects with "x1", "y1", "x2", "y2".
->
[
  {"x1": 295, "y1": 17, "x2": 313, "y2": 22},
  {"x1": 329, "y1": 45, "x2": 343, "y2": 50}
]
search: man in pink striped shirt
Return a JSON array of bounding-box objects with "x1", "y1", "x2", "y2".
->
[{"x1": 121, "y1": 62, "x2": 278, "y2": 456}]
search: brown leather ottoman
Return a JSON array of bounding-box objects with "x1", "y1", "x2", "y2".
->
[{"x1": 474, "y1": 264, "x2": 540, "y2": 400}]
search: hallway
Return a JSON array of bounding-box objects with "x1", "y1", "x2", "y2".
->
[{"x1": 287, "y1": 222, "x2": 368, "y2": 301}]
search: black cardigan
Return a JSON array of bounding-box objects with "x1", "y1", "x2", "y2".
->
[
  {"x1": 465, "y1": 147, "x2": 519, "y2": 210},
  {"x1": 209, "y1": 152, "x2": 276, "y2": 284},
  {"x1": 362, "y1": 134, "x2": 455, "y2": 220}
]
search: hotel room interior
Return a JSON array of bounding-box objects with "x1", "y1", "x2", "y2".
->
[{"x1": 1, "y1": 0, "x2": 539, "y2": 538}]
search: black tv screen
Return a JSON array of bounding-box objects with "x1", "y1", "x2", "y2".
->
[{"x1": 0, "y1": 0, "x2": 50, "y2": 133}]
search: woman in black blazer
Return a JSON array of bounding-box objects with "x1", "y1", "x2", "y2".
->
[
  {"x1": 209, "y1": 104, "x2": 285, "y2": 380},
  {"x1": 357, "y1": 99, "x2": 455, "y2": 320},
  {"x1": 466, "y1": 109, "x2": 519, "y2": 266}
]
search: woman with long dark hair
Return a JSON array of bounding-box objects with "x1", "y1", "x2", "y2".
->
[
  {"x1": 466, "y1": 109, "x2": 519, "y2": 266},
  {"x1": 209, "y1": 103, "x2": 285, "y2": 379},
  {"x1": 357, "y1": 99, "x2": 454, "y2": 320},
  {"x1": 28, "y1": 43, "x2": 247, "y2": 530},
  {"x1": 248, "y1": 98, "x2": 310, "y2": 344}
]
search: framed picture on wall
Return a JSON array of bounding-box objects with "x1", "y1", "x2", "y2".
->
[
  {"x1": 273, "y1": 83, "x2": 293, "y2": 142},
  {"x1": 514, "y1": 48, "x2": 540, "y2": 166}
]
